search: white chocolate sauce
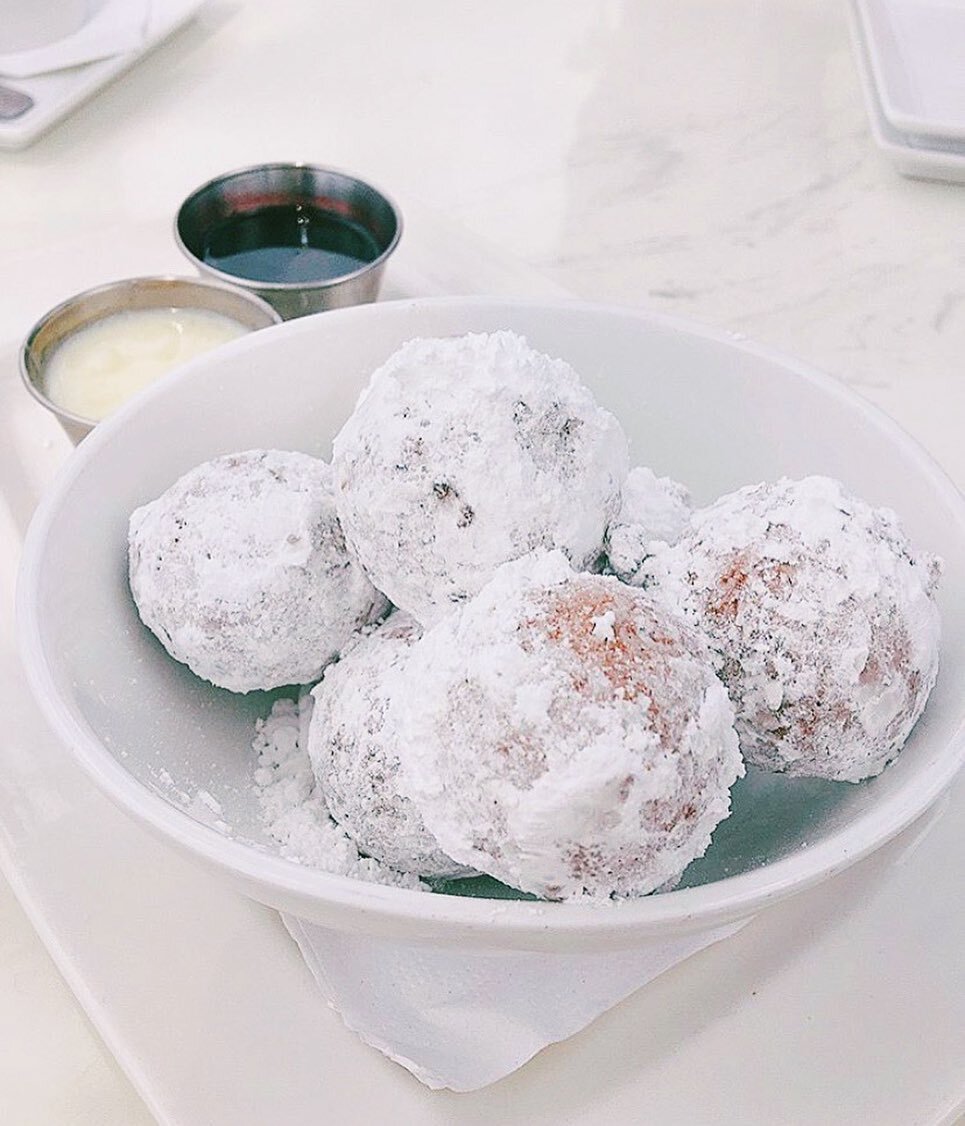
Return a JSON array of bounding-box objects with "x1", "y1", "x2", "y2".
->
[{"x1": 44, "y1": 307, "x2": 249, "y2": 421}]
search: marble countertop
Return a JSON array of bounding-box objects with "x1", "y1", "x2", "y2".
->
[{"x1": 1, "y1": 1, "x2": 963, "y2": 1122}]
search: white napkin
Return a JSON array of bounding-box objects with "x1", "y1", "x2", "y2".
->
[
  {"x1": 0, "y1": 0, "x2": 150, "y2": 79},
  {"x1": 282, "y1": 913, "x2": 748, "y2": 1091}
]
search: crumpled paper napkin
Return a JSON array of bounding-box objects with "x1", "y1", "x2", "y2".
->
[
  {"x1": 282, "y1": 913, "x2": 748, "y2": 1091},
  {"x1": 0, "y1": 0, "x2": 149, "y2": 78}
]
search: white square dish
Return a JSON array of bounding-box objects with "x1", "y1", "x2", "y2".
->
[
  {"x1": 849, "y1": 0, "x2": 965, "y2": 183},
  {"x1": 854, "y1": 0, "x2": 965, "y2": 143},
  {"x1": 3, "y1": 219, "x2": 965, "y2": 1124},
  {"x1": 0, "y1": 0, "x2": 205, "y2": 151}
]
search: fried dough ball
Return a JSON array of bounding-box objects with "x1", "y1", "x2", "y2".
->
[
  {"x1": 644, "y1": 476, "x2": 942, "y2": 781},
  {"x1": 308, "y1": 613, "x2": 468, "y2": 878},
  {"x1": 391, "y1": 550, "x2": 743, "y2": 900},
  {"x1": 129, "y1": 450, "x2": 385, "y2": 693},
  {"x1": 332, "y1": 331, "x2": 628, "y2": 626}
]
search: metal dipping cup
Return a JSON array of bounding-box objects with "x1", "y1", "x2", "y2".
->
[
  {"x1": 174, "y1": 163, "x2": 403, "y2": 320},
  {"x1": 20, "y1": 275, "x2": 281, "y2": 444}
]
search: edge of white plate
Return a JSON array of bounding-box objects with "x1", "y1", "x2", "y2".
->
[{"x1": 853, "y1": 0, "x2": 965, "y2": 144}]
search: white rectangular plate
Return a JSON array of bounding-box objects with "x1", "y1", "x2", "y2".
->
[
  {"x1": 0, "y1": 0, "x2": 205, "y2": 151},
  {"x1": 850, "y1": 0, "x2": 965, "y2": 183},
  {"x1": 1, "y1": 212, "x2": 964, "y2": 1125},
  {"x1": 854, "y1": 0, "x2": 965, "y2": 143}
]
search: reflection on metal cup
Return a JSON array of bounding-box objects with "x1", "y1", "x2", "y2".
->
[{"x1": 175, "y1": 163, "x2": 403, "y2": 319}]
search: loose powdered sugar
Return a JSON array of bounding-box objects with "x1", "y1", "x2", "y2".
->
[{"x1": 605, "y1": 466, "x2": 693, "y2": 585}]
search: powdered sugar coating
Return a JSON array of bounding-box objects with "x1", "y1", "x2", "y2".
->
[
  {"x1": 129, "y1": 449, "x2": 386, "y2": 693},
  {"x1": 252, "y1": 696, "x2": 426, "y2": 890},
  {"x1": 391, "y1": 550, "x2": 744, "y2": 900},
  {"x1": 605, "y1": 466, "x2": 693, "y2": 585},
  {"x1": 644, "y1": 476, "x2": 942, "y2": 782},
  {"x1": 308, "y1": 613, "x2": 467, "y2": 877},
  {"x1": 331, "y1": 331, "x2": 629, "y2": 626}
]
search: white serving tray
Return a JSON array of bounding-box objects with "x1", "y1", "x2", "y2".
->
[
  {"x1": 854, "y1": 0, "x2": 965, "y2": 144},
  {"x1": 849, "y1": 0, "x2": 965, "y2": 184},
  {"x1": 0, "y1": 0, "x2": 205, "y2": 151},
  {"x1": 1, "y1": 212, "x2": 963, "y2": 1125}
]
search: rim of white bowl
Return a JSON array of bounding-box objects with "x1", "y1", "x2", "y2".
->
[{"x1": 16, "y1": 296, "x2": 965, "y2": 948}]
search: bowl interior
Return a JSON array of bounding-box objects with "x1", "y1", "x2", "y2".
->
[{"x1": 20, "y1": 298, "x2": 965, "y2": 933}]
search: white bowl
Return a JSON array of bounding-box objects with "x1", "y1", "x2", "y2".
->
[{"x1": 16, "y1": 297, "x2": 965, "y2": 952}]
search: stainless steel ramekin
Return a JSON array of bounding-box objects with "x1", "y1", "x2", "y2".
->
[
  {"x1": 20, "y1": 275, "x2": 281, "y2": 443},
  {"x1": 174, "y1": 162, "x2": 403, "y2": 320}
]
